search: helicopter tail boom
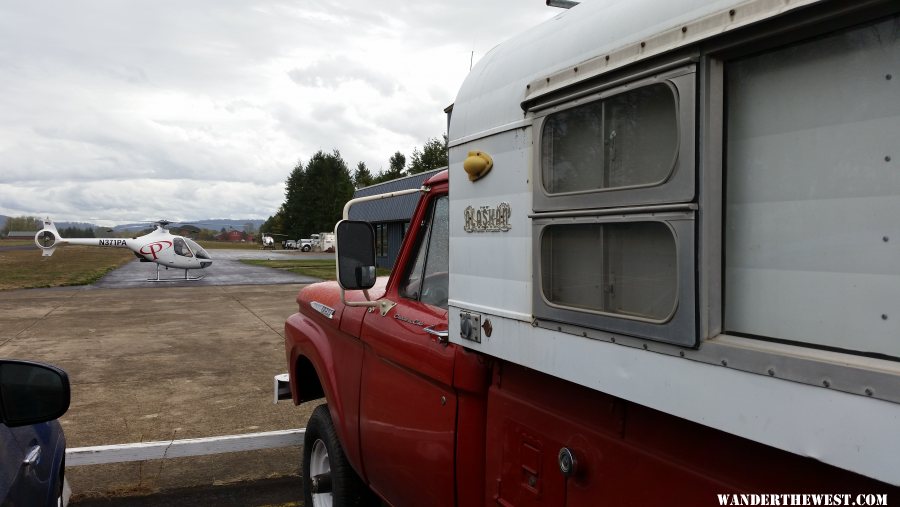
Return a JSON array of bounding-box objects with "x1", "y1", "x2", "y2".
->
[{"x1": 35, "y1": 219, "x2": 132, "y2": 256}]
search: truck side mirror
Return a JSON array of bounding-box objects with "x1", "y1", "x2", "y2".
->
[
  {"x1": 335, "y1": 220, "x2": 377, "y2": 290},
  {"x1": 0, "y1": 360, "x2": 70, "y2": 427}
]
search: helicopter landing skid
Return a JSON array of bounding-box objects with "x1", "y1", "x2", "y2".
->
[{"x1": 147, "y1": 266, "x2": 205, "y2": 282}]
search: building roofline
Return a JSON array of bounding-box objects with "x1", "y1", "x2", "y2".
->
[{"x1": 358, "y1": 167, "x2": 446, "y2": 192}]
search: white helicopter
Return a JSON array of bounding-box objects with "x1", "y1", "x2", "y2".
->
[
  {"x1": 261, "y1": 233, "x2": 288, "y2": 250},
  {"x1": 34, "y1": 219, "x2": 213, "y2": 282}
]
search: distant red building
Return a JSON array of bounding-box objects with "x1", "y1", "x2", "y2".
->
[{"x1": 215, "y1": 230, "x2": 254, "y2": 242}]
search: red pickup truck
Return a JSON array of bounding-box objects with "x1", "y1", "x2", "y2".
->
[
  {"x1": 281, "y1": 175, "x2": 894, "y2": 506},
  {"x1": 279, "y1": 0, "x2": 900, "y2": 505}
]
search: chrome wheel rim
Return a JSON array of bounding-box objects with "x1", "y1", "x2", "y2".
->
[{"x1": 309, "y1": 438, "x2": 332, "y2": 507}]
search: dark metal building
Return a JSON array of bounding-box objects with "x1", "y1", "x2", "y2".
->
[{"x1": 349, "y1": 168, "x2": 445, "y2": 269}]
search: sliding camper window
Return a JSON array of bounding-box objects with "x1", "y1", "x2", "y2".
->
[
  {"x1": 533, "y1": 211, "x2": 695, "y2": 346},
  {"x1": 531, "y1": 66, "x2": 697, "y2": 346},
  {"x1": 724, "y1": 16, "x2": 900, "y2": 359},
  {"x1": 540, "y1": 221, "x2": 677, "y2": 321},
  {"x1": 534, "y1": 67, "x2": 695, "y2": 212}
]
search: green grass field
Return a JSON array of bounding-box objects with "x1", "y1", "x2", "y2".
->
[
  {"x1": 0, "y1": 246, "x2": 135, "y2": 290},
  {"x1": 240, "y1": 259, "x2": 391, "y2": 281},
  {"x1": 197, "y1": 240, "x2": 269, "y2": 250},
  {"x1": 0, "y1": 239, "x2": 35, "y2": 247}
]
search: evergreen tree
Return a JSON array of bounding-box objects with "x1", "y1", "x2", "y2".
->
[
  {"x1": 388, "y1": 151, "x2": 406, "y2": 178},
  {"x1": 408, "y1": 135, "x2": 449, "y2": 174},
  {"x1": 281, "y1": 160, "x2": 306, "y2": 238},
  {"x1": 374, "y1": 151, "x2": 406, "y2": 183},
  {"x1": 285, "y1": 150, "x2": 355, "y2": 236},
  {"x1": 261, "y1": 210, "x2": 286, "y2": 236},
  {"x1": 1, "y1": 216, "x2": 41, "y2": 236},
  {"x1": 353, "y1": 161, "x2": 375, "y2": 189}
]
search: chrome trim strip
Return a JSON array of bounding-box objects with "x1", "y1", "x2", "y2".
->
[{"x1": 529, "y1": 203, "x2": 697, "y2": 219}]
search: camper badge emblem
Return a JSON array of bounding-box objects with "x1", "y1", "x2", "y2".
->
[{"x1": 464, "y1": 203, "x2": 511, "y2": 233}]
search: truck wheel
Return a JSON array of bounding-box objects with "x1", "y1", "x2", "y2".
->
[
  {"x1": 302, "y1": 245, "x2": 311, "y2": 252},
  {"x1": 303, "y1": 404, "x2": 372, "y2": 507}
]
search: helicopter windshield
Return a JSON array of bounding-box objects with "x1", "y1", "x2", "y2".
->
[{"x1": 185, "y1": 238, "x2": 210, "y2": 259}]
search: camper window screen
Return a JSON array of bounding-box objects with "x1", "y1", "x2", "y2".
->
[{"x1": 540, "y1": 221, "x2": 677, "y2": 321}]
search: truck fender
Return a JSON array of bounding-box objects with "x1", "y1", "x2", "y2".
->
[
  {"x1": 292, "y1": 354, "x2": 324, "y2": 403},
  {"x1": 284, "y1": 312, "x2": 365, "y2": 476}
]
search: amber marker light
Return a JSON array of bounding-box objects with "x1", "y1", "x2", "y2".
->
[{"x1": 463, "y1": 151, "x2": 493, "y2": 182}]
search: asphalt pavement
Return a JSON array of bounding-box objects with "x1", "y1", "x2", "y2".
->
[
  {"x1": 92, "y1": 249, "x2": 330, "y2": 288},
  {"x1": 71, "y1": 477, "x2": 302, "y2": 507},
  {"x1": 0, "y1": 249, "x2": 333, "y2": 504}
]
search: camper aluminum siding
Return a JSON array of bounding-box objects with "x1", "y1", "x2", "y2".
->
[{"x1": 448, "y1": 0, "x2": 900, "y2": 485}]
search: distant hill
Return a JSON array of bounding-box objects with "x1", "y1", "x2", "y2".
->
[
  {"x1": 56, "y1": 221, "x2": 100, "y2": 230},
  {"x1": 112, "y1": 219, "x2": 265, "y2": 233}
]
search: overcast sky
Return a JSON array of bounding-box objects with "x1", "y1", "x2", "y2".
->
[{"x1": 0, "y1": 1, "x2": 560, "y2": 226}]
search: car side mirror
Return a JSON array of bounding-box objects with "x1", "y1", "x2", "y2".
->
[
  {"x1": 335, "y1": 220, "x2": 377, "y2": 290},
  {"x1": 0, "y1": 360, "x2": 70, "y2": 427}
]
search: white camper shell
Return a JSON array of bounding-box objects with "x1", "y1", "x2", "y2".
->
[{"x1": 447, "y1": 0, "x2": 900, "y2": 485}]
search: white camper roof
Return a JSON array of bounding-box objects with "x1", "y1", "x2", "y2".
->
[{"x1": 450, "y1": 0, "x2": 822, "y2": 144}]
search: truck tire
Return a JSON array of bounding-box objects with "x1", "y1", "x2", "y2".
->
[
  {"x1": 302, "y1": 245, "x2": 311, "y2": 252},
  {"x1": 303, "y1": 404, "x2": 372, "y2": 507}
]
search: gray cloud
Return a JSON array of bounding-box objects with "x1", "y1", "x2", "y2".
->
[
  {"x1": 288, "y1": 56, "x2": 400, "y2": 96},
  {"x1": 0, "y1": 0, "x2": 560, "y2": 223}
]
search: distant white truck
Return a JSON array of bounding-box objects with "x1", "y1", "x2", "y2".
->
[
  {"x1": 315, "y1": 232, "x2": 335, "y2": 252},
  {"x1": 299, "y1": 233, "x2": 335, "y2": 252}
]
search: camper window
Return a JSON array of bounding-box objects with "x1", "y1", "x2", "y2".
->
[
  {"x1": 531, "y1": 67, "x2": 698, "y2": 347},
  {"x1": 533, "y1": 67, "x2": 695, "y2": 212},
  {"x1": 532, "y1": 212, "x2": 696, "y2": 347},
  {"x1": 541, "y1": 83, "x2": 677, "y2": 194},
  {"x1": 540, "y1": 221, "x2": 677, "y2": 321}
]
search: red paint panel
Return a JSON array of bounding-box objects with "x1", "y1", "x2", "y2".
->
[
  {"x1": 359, "y1": 341, "x2": 456, "y2": 507},
  {"x1": 486, "y1": 362, "x2": 898, "y2": 506},
  {"x1": 284, "y1": 306, "x2": 366, "y2": 477},
  {"x1": 622, "y1": 402, "x2": 895, "y2": 493},
  {"x1": 454, "y1": 347, "x2": 491, "y2": 507},
  {"x1": 357, "y1": 183, "x2": 456, "y2": 506}
]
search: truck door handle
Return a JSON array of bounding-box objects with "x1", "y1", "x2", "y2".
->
[
  {"x1": 23, "y1": 445, "x2": 41, "y2": 466},
  {"x1": 424, "y1": 325, "x2": 449, "y2": 345}
]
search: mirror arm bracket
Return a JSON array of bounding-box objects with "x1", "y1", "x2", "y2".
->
[
  {"x1": 340, "y1": 288, "x2": 397, "y2": 317},
  {"x1": 375, "y1": 299, "x2": 397, "y2": 316}
]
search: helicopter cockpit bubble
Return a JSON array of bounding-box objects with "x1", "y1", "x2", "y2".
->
[
  {"x1": 173, "y1": 237, "x2": 193, "y2": 258},
  {"x1": 185, "y1": 238, "x2": 210, "y2": 260}
]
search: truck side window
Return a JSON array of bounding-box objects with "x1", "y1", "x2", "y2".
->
[{"x1": 399, "y1": 196, "x2": 449, "y2": 309}]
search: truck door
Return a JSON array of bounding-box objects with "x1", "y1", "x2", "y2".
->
[{"x1": 359, "y1": 194, "x2": 455, "y2": 507}]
